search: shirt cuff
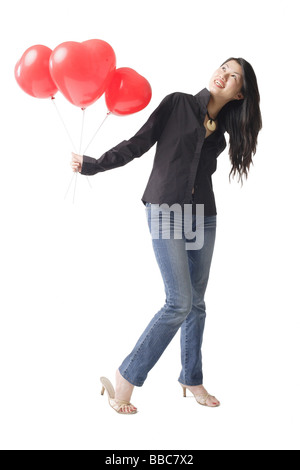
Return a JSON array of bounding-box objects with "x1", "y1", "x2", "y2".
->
[{"x1": 81, "y1": 155, "x2": 98, "y2": 176}]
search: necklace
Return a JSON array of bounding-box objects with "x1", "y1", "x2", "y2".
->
[{"x1": 206, "y1": 110, "x2": 217, "y2": 132}]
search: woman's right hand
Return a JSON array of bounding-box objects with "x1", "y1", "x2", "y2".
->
[{"x1": 71, "y1": 152, "x2": 83, "y2": 173}]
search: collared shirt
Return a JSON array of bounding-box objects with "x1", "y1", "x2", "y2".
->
[{"x1": 81, "y1": 88, "x2": 227, "y2": 215}]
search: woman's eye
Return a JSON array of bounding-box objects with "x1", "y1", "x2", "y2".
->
[{"x1": 231, "y1": 75, "x2": 237, "y2": 80}]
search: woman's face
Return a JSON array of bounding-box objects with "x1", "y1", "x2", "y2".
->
[{"x1": 209, "y1": 60, "x2": 244, "y2": 102}]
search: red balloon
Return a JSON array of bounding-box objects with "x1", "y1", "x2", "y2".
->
[
  {"x1": 105, "y1": 67, "x2": 152, "y2": 116},
  {"x1": 49, "y1": 40, "x2": 116, "y2": 108},
  {"x1": 15, "y1": 45, "x2": 58, "y2": 99}
]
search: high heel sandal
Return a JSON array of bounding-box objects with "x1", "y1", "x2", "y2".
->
[
  {"x1": 180, "y1": 383, "x2": 220, "y2": 407},
  {"x1": 100, "y1": 377, "x2": 138, "y2": 415}
]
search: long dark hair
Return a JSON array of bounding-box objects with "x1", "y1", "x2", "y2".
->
[{"x1": 218, "y1": 57, "x2": 262, "y2": 185}]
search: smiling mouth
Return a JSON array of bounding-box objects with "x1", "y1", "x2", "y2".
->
[{"x1": 214, "y1": 79, "x2": 225, "y2": 88}]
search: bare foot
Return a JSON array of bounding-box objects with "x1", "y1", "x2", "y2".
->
[
  {"x1": 182, "y1": 383, "x2": 220, "y2": 407},
  {"x1": 115, "y1": 369, "x2": 137, "y2": 413}
]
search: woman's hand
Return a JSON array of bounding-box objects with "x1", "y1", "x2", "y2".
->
[{"x1": 71, "y1": 152, "x2": 83, "y2": 172}]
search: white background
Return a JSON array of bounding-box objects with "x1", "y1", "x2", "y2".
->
[{"x1": 1, "y1": 0, "x2": 299, "y2": 451}]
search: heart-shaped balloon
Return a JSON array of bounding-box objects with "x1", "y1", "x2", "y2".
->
[
  {"x1": 49, "y1": 39, "x2": 116, "y2": 108},
  {"x1": 105, "y1": 67, "x2": 152, "y2": 116},
  {"x1": 15, "y1": 45, "x2": 58, "y2": 99}
]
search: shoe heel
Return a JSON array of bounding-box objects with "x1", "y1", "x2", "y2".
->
[
  {"x1": 101, "y1": 385, "x2": 105, "y2": 396},
  {"x1": 180, "y1": 384, "x2": 187, "y2": 397}
]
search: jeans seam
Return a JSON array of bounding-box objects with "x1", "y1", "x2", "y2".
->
[
  {"x1": 184, "y1": 317, "x2": 188, "y2": 384},
  {"x1": 121, "y1": 305, "x2": 168, "y2": 381},
  {"x1": 122, "y1": 229, "x2": 171, "y2": 383}
]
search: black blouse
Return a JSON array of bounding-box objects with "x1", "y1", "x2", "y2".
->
[{"x1": 81, "y1": 88, "x2": 227, "y2": 215}]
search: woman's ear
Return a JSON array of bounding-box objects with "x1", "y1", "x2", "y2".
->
[{"x1": 235, "y1": 92, "x2": 244, "y2": 100}]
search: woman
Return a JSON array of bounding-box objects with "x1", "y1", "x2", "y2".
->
[{"x1": 71, "y1": 57, "x2": 262, "y2": 414}]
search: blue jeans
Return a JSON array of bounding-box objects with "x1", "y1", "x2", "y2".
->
[{"x1": 119, "y1": 203, "x2": 217, "y2": 387}]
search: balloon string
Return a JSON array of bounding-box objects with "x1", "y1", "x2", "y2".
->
[
  {"x1": 82, "y1": 111, "x2": 111, "y2": 191},
  {"x1": 79, "y1": 108, "x2": 86, "y2": 154},
  {"x1": 64, "y1": 172, "x2": 75, "y2": 200},
  {"x1": 73, "y1": 108, "x2": 86, "y2": 204},
  {"x1": 80, "y1": 108, "x2": 92, "y2": 188},
  {"x1": 51, "y1": 97, "x2": 79, "y2": 202},
  {"x1": 51, "y1": 97, "x2": 77, "y2": 153},
  {"x1": 85, "y1": 176, "x2": 92, "y2": 188},
  {"x1": 83, "y1": 111, "x2": 111, "y2": 155},
  {"x1": 73, "y1": 172, "x2": 78, "y2": 204}
]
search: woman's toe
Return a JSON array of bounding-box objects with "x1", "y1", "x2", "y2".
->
[{"x1": 210, "y1": 397, "x2": 220, "y2": 407}]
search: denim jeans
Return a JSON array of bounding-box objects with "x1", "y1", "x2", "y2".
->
[{"x1": 119, "y1": 202, "x2": 217, "y2": 387}]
